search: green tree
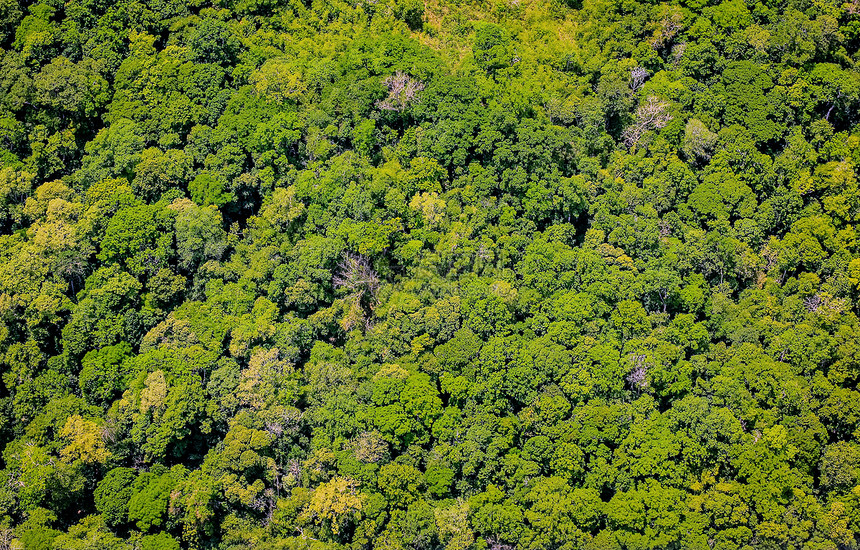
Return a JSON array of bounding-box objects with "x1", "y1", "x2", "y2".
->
[{"x1": 94, "y1": 467, "x2": 137, "y2": 527}]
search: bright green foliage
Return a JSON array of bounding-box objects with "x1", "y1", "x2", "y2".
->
[
  {"x1": 171, "y1": 199, "x2": 227, "y2": 271},
  {"x1": 62, "y1": 266, "x2": 141, "y2": 356},
  {"x1": 79, "y1": 342, "x2": 132, "y2": 408},
  {"x1": 473, "y1": 23, "x2": 512, "y2": 73},
  {"x1": 132, "y1": 148, "x2": 193, "y2": 202},
  {"x1": 127, "y1": 467, "x2": 184, "y2": 532},
  {"x1": 94, "y1": 467, "x2": 137, "y2": 527},
  {"x1": 140, "y1": 532, "x2": 180, "y2": 550},
  {"x1": 188, "y1": 171, "x2": 233, "y2": 208},
  {"x1": 0, "y1": 0, "x2": 858, "y2": 547},
  {"x1": 98, "y1": 205, "x2": 174, "y2": 276},
  {"x1": 52, "y1": 516, "x2": 129, "y2": 550}
]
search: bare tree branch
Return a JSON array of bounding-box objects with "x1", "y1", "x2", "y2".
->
[
  {"x1": 631, "y1": 66, "x2": 649, "y2": 91},
  {"x1": 622, "y1": 96, "x2": 673, "y2": 148},
  {"x1": 333, "y1": 253, "x2": 380, "y2": 301},
  {"x1": 377, "y1": 72, "x2": 425, "y2": 112}
]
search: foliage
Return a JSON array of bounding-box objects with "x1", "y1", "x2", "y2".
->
[{"x1": 0, "y1": 0, "x2": 859, "y2": 548}]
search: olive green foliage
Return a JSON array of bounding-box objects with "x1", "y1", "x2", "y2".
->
[{"x1": 0, "y1": 0, "x2": 859, "y2": 548}]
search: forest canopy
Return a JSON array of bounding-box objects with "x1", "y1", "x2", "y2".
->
[{"x1": 0, "y1": 0, "x2": 860, "y2": 548}]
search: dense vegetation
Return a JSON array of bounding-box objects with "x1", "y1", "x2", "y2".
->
[{"x1": 0, "y1": 0, "x2": 860, "y2": 547}]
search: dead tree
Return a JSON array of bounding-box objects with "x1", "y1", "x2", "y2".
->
[
  {"x1": 631, "y1": 66, "x2": 649, "y2": 91},
  {"x1": 377, "y1": 72, "x2": 425, "y2": 112},
  {"x1": 622, "y1": 96, "x2": 673, "y2": 148},
  {"x1": 333, "y1": 253, "x2": 380, "y2": 301},
  {"x1": 333, "y1": 253, "x2": 381, "y2": 331}
]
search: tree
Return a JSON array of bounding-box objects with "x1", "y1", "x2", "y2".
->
[
  {"x1": 189, "y1": 18, "x2": 240, "y2": 65},
  {"x1": 62, "y1": 266, "x2": 142, "y2": 357},
  {"x1": 33, "y1": 57, "x2": 110, "y2": 120},
  {"x1": 59, "y1": 415, "x2": 109, "y2": 465},
  {"x1": 474, "y1": 24, "x2": 512, "y2": 73},
  {"x1": 127, "y1": 468, "x2": 183, "y2": 532},
  {"x1": 94, "y1": 468, "x2": 137, "y2": 527},
  {"x1": 98, "y1": 205, "x2": 174, "y2": 277},
  {"x1": 682, "y1": 119, "x2": 718, "y2": 162},
  {"x1": 378, "y1": 463, "x2": 425, "y2": 509},
  {"x1": 132, "y1": 148, "x2": 193, "y2": 201},
  {"x1": 76, "y1": 119, "x2": 145, "y2": 186},
  {"x1": 622, "y1": 96, "x2": 673, "y2": 149},
  {"x1": 0, "y1": 0, "x2": 22, "y2": 43},
  {"x1": 434, "y1": 500, "x2": 474, "y2": 550},
  {"x1": 51, "y1": 516, "x2": 130, "y2": 550},
  {"x1": 719, "y1": 61, "x2": 785, "y2": 143},
  {"x1": 378, "y1": 72, "x2": 425, "y2": 112},
  {"x1": 251, "y1": 58, "x2": 307, "y2": 105},
  {"x1": 79, "y1": 342, "x2": 132, "y2": 408},
  {"x1": 302, "y1": 477, "x2": 364, "y2": 536},
  {"x1": 171, "y1": 198, "x2": 227, "y2": 271},
  {"x1": 189, "y1": 171, "x2": 233, "y2": 208},
  {"x1": 819, "y1": 442, "x2": 860, "y2": 493}
]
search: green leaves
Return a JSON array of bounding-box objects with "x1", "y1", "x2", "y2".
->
[
  {"x1": 80, "y1": 342, "x2": 132, "y2": 408},
  {"x1": 473, "y1": 24, "x2": 512, "y2": 73},
  {"x1": 98, "y1": 205, "x2": 173, "y2": 276},
  {"x1": 94, "y1": 467, "x2": 137, "y2": 527},
  {"x1": 33, "y1": 57, "x2": 109, "y2": 120},
  {"x1": 718, "y1": 61, "x2": 785, "y2": 143},
  {"x1": 1, "y1": 0, "x2": 860, "y2": 548},
  {"x1": 62, "y1": 266, "x2": 141, "y2": 356},
  {"x1": 128, "y1": 468, "x2": 181, "y2": 531}
]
